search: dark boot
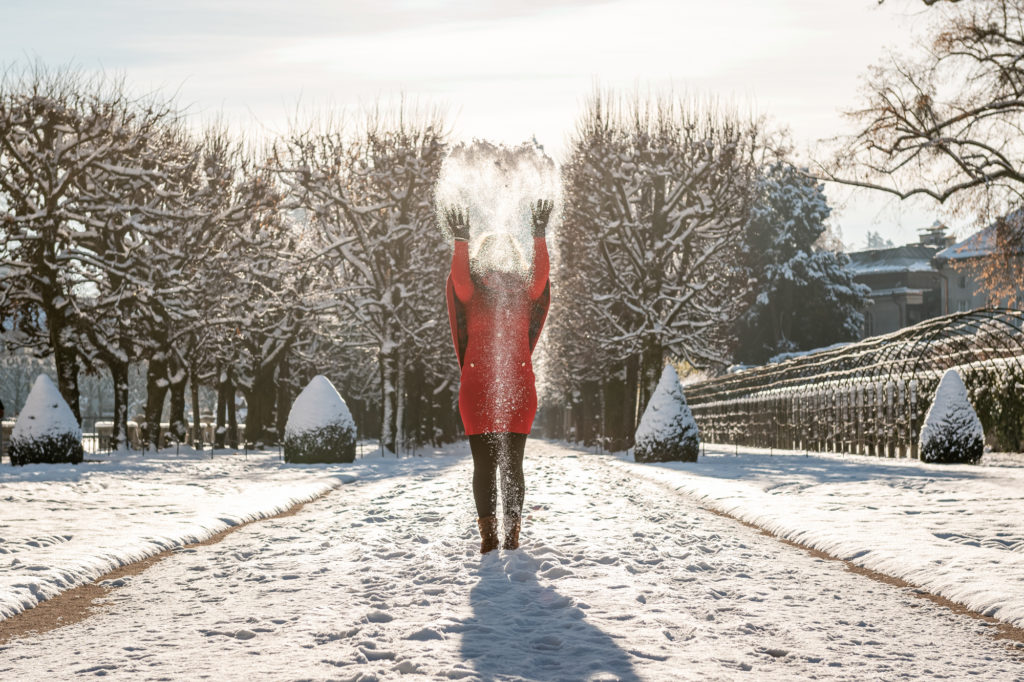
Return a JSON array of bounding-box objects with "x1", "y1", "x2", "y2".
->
[
  {"x1": 478, "y1": 516, "x2": 499, "y2": 554},
  {"x1": 502, "y1": 517, "x2": 521, "y2": 550}
]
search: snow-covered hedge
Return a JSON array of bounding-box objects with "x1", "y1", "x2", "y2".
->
[
  {"x1": 919, "y1": 369, "x2": 984, "y2": 464},
  {"x1": 9, "y1": 375, "x2": 83, "y2": 466},
  {"x1": 283, "y1": 375, "x2": 357, "y2": 464},
  {"x1": 634, "y1": 364, "x2": 700, "y2": 463},
  {"x1": 963, "y1": 361, "x2": 1024, "y2": 453}
]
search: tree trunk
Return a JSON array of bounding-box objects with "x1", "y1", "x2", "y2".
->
[
  {"x1": 602, "y1": 363, "x2": 635, "y2": 452},
  {"x1": 227, "y1": 369, "x2": 238, "y2": 448},
  {"x1": 246, "y1": 361, "x2": 276, "y2": 446},
  {"x1": 144, "y1": 354, "x2": 169, "y2": 451},
  {"x1": 395, "y1": 360, "x2": 406, "y2": 454},
  {"x1": 52, "y1": 329, "x2": 82, "y2": 426},
  {"x1": 637, "y1": 342, "x2": 664, "y2": 422},
  {"x1": 109, "y1": 360, "x2": 130, "y2": 451},
  {"x1": 578, "y1": 379, "x2": 600, "y2": 445},
  {"x1": 245, "y1": 384, "x2": 262, "y2": 446},
  {"x1": 168, "y1": 355, "x2": 188, "y2": 443},
  {"x1": 402, "y1": 362, "x2": 422, "y2": 448},
  {"x1": 379, "y1": 348, "x2": 398, "y2": 455},
  {"x1": 215, "y1": 366, "x2": 228, "y2": 449},
  {"x1": 190, "y1": 366, "x2": 202, "y2": 447},
  {"x1": 274, "y1": 357, "x2": 291, "y2": 442},
  {"x1": 625, "y1": 358, "x2": 640, "y2": 446}
]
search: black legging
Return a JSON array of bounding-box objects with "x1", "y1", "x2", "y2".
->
[{"x1": 469, "y1": 432, "x2": 527, "y2": 519}]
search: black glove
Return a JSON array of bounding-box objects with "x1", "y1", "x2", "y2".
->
[
  {"x1": 445, "y1": 207, "x2": 470, "y2": 241},
  {"x1": 531, "y1": 199, "x2": 553, "y2": 238}
]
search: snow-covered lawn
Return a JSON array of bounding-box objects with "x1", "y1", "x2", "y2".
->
[
  {"x1": 0, "y1": 443, "x2": 431, "y2": 620},
  {"x1": 2, "y1": 441, "x2": 1022, "y2": 680},
  {"x1": 618, "y1": 444, "x2": 1024, "y2": 629}
]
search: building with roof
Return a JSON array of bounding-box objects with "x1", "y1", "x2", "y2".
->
[
  {"x1": 847, "y1": 242, "x2": 946, "y2": 337},
  {"x1": 847, "y1": 220, "x2": 1023, "y2": 339},
  {"x1": 934, "y1": 219, "x2": 1024, "y2": 311}
]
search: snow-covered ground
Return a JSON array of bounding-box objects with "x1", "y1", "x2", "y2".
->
[
  {"x1": 2, "y1": 441, "x2": 1022, "y2": 680},
  {"x1": 620, "y1": 444, "x2": 1024, "y2": 629},
  {"x1": 0, "y1": 444, "x2": 405, "y2": 620}
]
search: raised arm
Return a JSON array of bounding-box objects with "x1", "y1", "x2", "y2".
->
[
  {"x1": 528, "y1": 237, "x2": 549, "y2": 300},
  {"x1": 446, "y1": 207, "x2": 474, "y2": 301},
  {"x1": 451, "y1": 241, "x2": 474, "y2": 301},
  {"x1": 528, "y1": 200, "x2": 552, "y2": 299}
]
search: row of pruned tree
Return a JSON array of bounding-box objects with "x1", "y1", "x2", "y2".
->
[
  {"x1": 537, "y1": 93, "x2": 868, "y2": 449},
  {"x1": 275, "y1": 109, "x2": 460, "y2": 452},
  {"x1": 0, "y1": 65, "x2": 308, "y2": 450},
  {"x1": 1, "y1": 66, "x2": 875, "y2": 455},
  {"x1": 0, "y1": 64, "x2": 460, "y2": 452}
]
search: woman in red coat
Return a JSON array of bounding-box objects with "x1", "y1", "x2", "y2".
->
[{"x1": 445, "y1": 201, "x2": 552, "y2": 553}]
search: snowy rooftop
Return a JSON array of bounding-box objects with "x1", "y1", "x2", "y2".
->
[
  {"x1": 846, "y1": 244, "x2": 940, "y2": 275},
  {"x1": 936, "y1": 211, "x2": 1024, "y2": 261},
  {"x1": 936, "y1": 223, "x2": 997, "y2": 261},
  {"x1": 865, "y1": 286, "x2": 927, "y2": 298},
  {"x1": 767, "y1": 341, "x2": 852, "y2": 364}
]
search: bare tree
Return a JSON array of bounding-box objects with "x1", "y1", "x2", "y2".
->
[
  {"x1": 71, "y1": 97, "x2": 196, "y2": 449},
  {"x1": 0, "y1": 64, "x2": 168, "y2": 425},
  {"x1": 825, "y1": 0, "x2": 1024, "y2": 297},
  {"x1": 548, "y1": 91, "x2": 760, "y2": 447},
  {"x1": 229, "y1": 159, "x2": 312, "y2": 447},
  {"x1": 136, "y1": 132, "x2": 299, "y2": 450},
  {"x1": 278, "y1": 107, "x2": 450, "y2": 453}
]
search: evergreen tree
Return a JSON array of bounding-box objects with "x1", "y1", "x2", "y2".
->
[
  {"x1": 633, "y1": 364, "x2": 700, "y2": 463},
  {"x1": 733, "y1": 162, "x2": 869, "y2": 365},
  {"x1": 920, "y1": 368, "x2": 985, "y2": 464},
  {"x1": 865, "y1": 230, "x2": 894, "y2": 250}
]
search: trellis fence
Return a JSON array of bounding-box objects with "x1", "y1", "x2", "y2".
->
[{"x1": 687, "y1": 308, "x2": 1024, "y2": 457}]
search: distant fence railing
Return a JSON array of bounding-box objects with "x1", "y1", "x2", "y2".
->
[
  {"x1": 1, "y1": 418, "x2": 251, "y2": 461},
  {"x1": 686, "y1": 308, "x2": 1024, "y2": 457}
]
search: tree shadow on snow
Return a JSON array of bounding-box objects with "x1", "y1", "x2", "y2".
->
[{"x1": 458, "y1": 549, "x2": 640, "y2": 682}]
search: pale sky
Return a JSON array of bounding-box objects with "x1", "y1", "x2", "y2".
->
[{"x1": 2, "y1": 0, "x2": 965, "y2": 248}]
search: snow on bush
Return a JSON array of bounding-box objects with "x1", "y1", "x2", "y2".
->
[
  {"x1": 283, "y1": 375, "x2": 357, "y2": 464},
  {"x1": 919, "y1": 368, "x2": 984, "y2": 464},
  {"x1": 9, "y1": 374, "x2": 83, "y2": 466},
  {"x1": 634, "y1": 364, "x2": 700, "y2": 463}
]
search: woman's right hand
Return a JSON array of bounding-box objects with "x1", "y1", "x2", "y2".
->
[{"x1": 445, "y1": 207, "x2": 470, "y2": 241}]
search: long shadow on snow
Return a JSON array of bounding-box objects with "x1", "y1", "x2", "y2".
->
[
  {"x1": 281, "y1": 447, "x2": 472, "y2": 484},
  {"x1": 641, "y1": 449, "x2": 989, "y2": 487},
  {"x1": 458, "y1": 549, "x2": 640, "y2": 682}
]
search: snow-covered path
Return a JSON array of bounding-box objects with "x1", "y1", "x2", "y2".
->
[{"x1": 2, "y1": 442, "x2": 1022, "y2": 681}]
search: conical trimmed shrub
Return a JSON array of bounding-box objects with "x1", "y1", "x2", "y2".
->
[
  {"x1": 634, "y1": 364, "x2": 700, "y2": 463},
  {"x1": 9, "y1": 375, "x2": 83, "y2": 466},
  {"x1": 919, "y1": 368, "x2": 984, "y2": 464},
  {"x1": 283, "y1": 375, "x2": 357, "y2": 463}
]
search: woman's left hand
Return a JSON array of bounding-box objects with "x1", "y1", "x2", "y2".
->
[{"x1": 530, "y1": 200, "x2": 553, "y2": 238}]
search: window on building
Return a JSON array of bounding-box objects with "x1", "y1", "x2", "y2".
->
[
  {"x1": 956, "y1": 300, "x2": 969, "y2": 312},
  {"x1": 957, "y1": 275, "x2": 967, "y2": 289}
]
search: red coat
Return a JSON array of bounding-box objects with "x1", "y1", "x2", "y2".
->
[{"x1": 446, "y1": 237, "x2": 550, "y2": 435}]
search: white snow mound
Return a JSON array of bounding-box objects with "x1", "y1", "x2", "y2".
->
[
  {"x1": 919, "y1": 368, "x2": 984, "y2": 463},
  {"x1": 284, "y1": 375, "x2": 355, "y2": 438},
  {"x1": 11, "y1": 374, "x2": 81, "y2": 443},
  {"x1": 634, "y1": 364, "x2": 699, "y2": 462}
]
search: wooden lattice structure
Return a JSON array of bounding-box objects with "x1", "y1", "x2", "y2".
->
[{"x1": 686, "y1": 308, "x2": 1024, "y2": 457}]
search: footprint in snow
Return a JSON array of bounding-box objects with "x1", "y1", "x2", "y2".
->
[
  {"x1": 406, "y1": 627, "x2": 444, "y2": 641},
  {"x1": 365, "y1": 609, "x2": 393, "y2": 623}
]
